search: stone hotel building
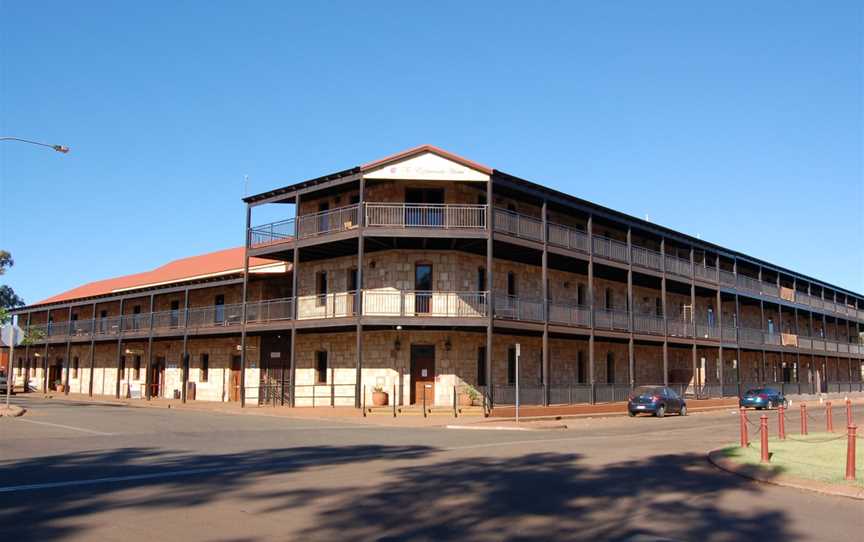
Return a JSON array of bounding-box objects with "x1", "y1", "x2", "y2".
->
[{"x1": 10, "y1": 145, "x2": 864, "y2": 409}]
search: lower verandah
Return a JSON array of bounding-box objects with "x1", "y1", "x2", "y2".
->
[{"x1": 12, "y1": 330, "x2": 861, "y2": 407}]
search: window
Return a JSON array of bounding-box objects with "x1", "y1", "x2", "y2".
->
[
  {"x1": 347, "y1": 268, "x2": 358, "y2": 292},
  {"x1": 656, "y1": 298, "x2": 663, "y2": 317},
  {"x1": 507, "y1": 272, "x2": 517, "y2": 297},
  {"x1": 17, "y1": 358, "x2": 22, "y2": 376},
  {"x1": 350, "y1": 194, "x2": 360, "y2": 205},
  {"x1": 477, "y1": 346, "x2": 487, "y2": 386},
  {"x1": 606, "y1": 352, "x2": 615, "y2": 384},
  {"x1": 100, "y1": 309, "x2": 108, "y2": 333},
  {"x1": 315, "y1": 271, "x2": 328, "y2": 306},
  {"x1": 707, "y1": 305, "x2": 715, "y2": 327},
  {"x1": 72, "y1": 357, "x2": 79, "y2": 378},
  {"x1": 214, "y1": 295, "x2": 225, "y2": 323},
  {"x1": 477, "y1": 267, "x2": 486, "y2": 292},
  {"x1": 577, "y1": 284, "x2": 586, "y2": 306},
  {"x1": 315, "y1": 351, "x2": 328, "y2": 384},
  {"x1": 767, "y1": 318, "x2": 774, "y2": 334},
  {"x1": 605, "y1": 288, "x2": 613, "y2": 310},
  {"x1": 133, "y1": 305, "x2": 141, "y2": 314},
  {"x1": 71, "y1": 313, "x2": 78, "y2": 321},
  {"x1": 576, "y1": 351, "x2": 586, "y2": 383},
  {"x1": 415, "y1": 263, "x2": 432, "y2": 313},
  {"x1": 200, "y1": 354, "x2": 209, "y2": 382},
  {"x1": 507, "y1": 347, "x2": 517, "y2": 385},
  {"x1": 133, "y1": 356, "x2": 141, "y2": 380},
  {"x1": 119, "y1": 356, "x2": 126, "y2": 378}
]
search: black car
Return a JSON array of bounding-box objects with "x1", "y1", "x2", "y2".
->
[
  {"x1": 628, "y1": 386, "x2": 687, "y2": 418},
  {"x1": 739, "y1": 388, "x2": 787, "y2": 410}
]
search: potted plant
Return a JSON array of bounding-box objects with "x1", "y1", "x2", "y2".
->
[
  {"x1": 372, "y1": 385, "x2": 389, "y2": 406},
  {"x1": 460, "y1": 385, "x2": 479, "y2": 407}
]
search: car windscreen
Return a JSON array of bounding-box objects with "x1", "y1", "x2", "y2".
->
[
  {"x1": 633, "y1": 386, "x2": 661, "y2": 396},
  {"x1": 744, "y1": 389, "x2": 763, "y2": 396}
]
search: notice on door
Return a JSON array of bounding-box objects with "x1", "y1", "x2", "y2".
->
[{"x1": 421, "y1": 369, "x2": 428, "y2": 377}]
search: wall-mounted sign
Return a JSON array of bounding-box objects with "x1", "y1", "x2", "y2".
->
[
  {"x1": 270, "y1": 352, "x2": 281, "y2": 359},
  {"x1": 364, "y1": 152, "x2": 489, "y2": 182}
]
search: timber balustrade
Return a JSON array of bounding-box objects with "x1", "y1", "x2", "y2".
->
[{"x1": 247, "y1": 206, "x2": 864, "y2": 324}]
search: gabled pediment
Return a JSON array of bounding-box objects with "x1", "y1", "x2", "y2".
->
[{"x1": 362, "y1": 145, "x2": 491, "y2": 182}]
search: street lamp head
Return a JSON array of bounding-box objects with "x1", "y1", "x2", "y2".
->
[{"x1": 52, "y1": 145, "x2": 70, "y2": 154}]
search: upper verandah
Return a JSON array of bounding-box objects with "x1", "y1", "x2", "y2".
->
[{"x1": 243, "y1": 144, "x2": 863, "y2": 304}]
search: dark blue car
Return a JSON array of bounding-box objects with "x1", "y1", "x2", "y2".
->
[
  {"x1": 739, "y1": 388, "x2": 787, "y2": 410},
  {"x1": 628, "y1": 386, "x2": 687, "y2": 418}
]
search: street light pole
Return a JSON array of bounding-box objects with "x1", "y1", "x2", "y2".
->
[
  {"x1": 1, "y1": 137, "x2": 70, "y2": 154},
  {"x1": 1, "y1": 135, "x2": 68, "y2": 406}
]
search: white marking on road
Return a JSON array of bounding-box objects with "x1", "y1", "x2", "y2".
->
[
  {"x1": 0, "y1": 467, "x2": 232, "y2": 493},
  {"x1": 13, "y1": 418, "x2": 116, "y2": 436}
]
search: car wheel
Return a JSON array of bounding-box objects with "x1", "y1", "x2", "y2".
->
[
  {"x1": 680, "y1": 405, "x2": 687, "y2": 416},
  {"x1": 656, "y1": 405, "x2": 666, "y2": 418}
]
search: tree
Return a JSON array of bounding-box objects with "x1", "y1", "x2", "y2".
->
[{"x1": 0, "y1": 250, "x2": 24, "y2": 323}]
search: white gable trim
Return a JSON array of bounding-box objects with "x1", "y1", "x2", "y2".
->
[{"x1": 363, "y1": 151, "x2": 489, "y2": 182}]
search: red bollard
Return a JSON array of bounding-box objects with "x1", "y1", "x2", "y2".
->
[
  {"x1": 846, "y1": 399, "x2": 853, "y2": 427},
  {"x1": 739, "y1": 407, "x2": 749, "y2": 447},
  {"x1": 800, "y1": 403, "x2": 808, "y2": 435},
  {"x1": 778, "y1": 405, "x2": 786, "y2": 440},
  {"x1": 760, "y1": 414, "x2": 770, "y2": 463},
  {"x1": 826, "y1": 401, "x2": 834, "y2": 433},
  {"x1": 845, "y1": 424, "x2": 857, "y2": 481}
]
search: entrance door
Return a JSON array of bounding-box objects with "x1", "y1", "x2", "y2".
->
[
  {"x1": 229, "y1": 355, "x2": 242, "y2": 402},
  {"x1": 151, "y1": 357, "x2": 165, "y2": 398},
  {"x1": 48, "y1": 361, "x2": 62, "y2": 391},
  {"x1": 410, "y1": 345, "x2": 435, "y2": 405}
]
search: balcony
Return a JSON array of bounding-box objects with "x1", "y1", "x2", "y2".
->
[
  {"x1": 694, "y1": 265, "x2": 718, "y2": 283},
  {"x1": 494, "y1": 295, "x2": 545, "y2": 322},
  {"x1": 493, "y1": 208, "x2": 543, "y2": 242},
  {"x1": 363, "y1": 290, "x2": 487, "y2": 318},
  {"x1": 593, "y1": 308, "x2": 630, "y2": 331},
  {"x1": 666, "y1": 319, "x2": 693, "y2": 338},
  {"x1": 592, "y1": 235, "x2": 628, "y2": 263},
  {"x1": 664, "y1": 255, "x2": 692, "y2": 278},
  {"x1": 250, "y1": 203, "x2": 485, "y2": 249},
  {"x1": 366, "y1": 203, "x2": 486, "y2": 230},
  {"x1": 631, "y1": 246, "x2": 662, "y2": 272},
  {"x1": 633, "y1": 313, "x2": 665, "y2": 335},
  {"x1": 548, "y1": 302, "x2": 591, "y2": 327},
  {"x1": 246, "y1": 298, "x2": 295, "y2": 324},
  {"x1": 547, "y1": 222, "x2": 589, "y2": 253},
  {"x1": 297, "y1": 292, "x2": 358, "y2": 320}
]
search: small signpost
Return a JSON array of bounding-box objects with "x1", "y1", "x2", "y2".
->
[
  {"x1": 515, "y1": 343, "x2": 521, "y2": 423},
  {"x1": 2, "y1": 324, "x2": 24, "y2": 408}
]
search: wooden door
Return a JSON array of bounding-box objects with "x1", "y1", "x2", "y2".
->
[
  {"x1": 229, "y1": 355, "x2": 242, "y2": 402},
  {"x1": 410, "y1": 345, "x2": 435, "y2": 405},
  {"x1": 151, "y1": 357, "x2": 165, "y2": 398}
]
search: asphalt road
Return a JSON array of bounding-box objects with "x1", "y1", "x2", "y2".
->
[{"x1": 1, "y1": 397, "x2": 862, "y2": 541}]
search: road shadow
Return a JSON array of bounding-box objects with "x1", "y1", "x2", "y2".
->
[
  {"x1": 0, "y1": 444, "x2": 434, "y2": 541},
  {"x1": 0, "y1": 445, "x2": 791, "y2": 541},
  {"x1": 269, "y1": 451, "x2": 790, "y2": 541}
]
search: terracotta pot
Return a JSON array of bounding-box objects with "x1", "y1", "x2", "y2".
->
[
  {"x1": 56, "y1": 384, "x2": 65, "y2": 393},
  {"x1": 372, "y1": 390, "x2": 389, "y2": 406},
  {"x1": 458, "y1": 394, "x2": 473, "y2": 407}
]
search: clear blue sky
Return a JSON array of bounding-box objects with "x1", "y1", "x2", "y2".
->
[{"x1": 1, "y1": 1, "x2": 861, "y2": 305}]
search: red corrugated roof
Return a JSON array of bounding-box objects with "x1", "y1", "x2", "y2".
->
[
  {"x1": 361, "y1": 144, "x2": 493, "y2": 175},
  {"x1": 33, "y1": 247, "x2": 281, "y2": 307}
]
